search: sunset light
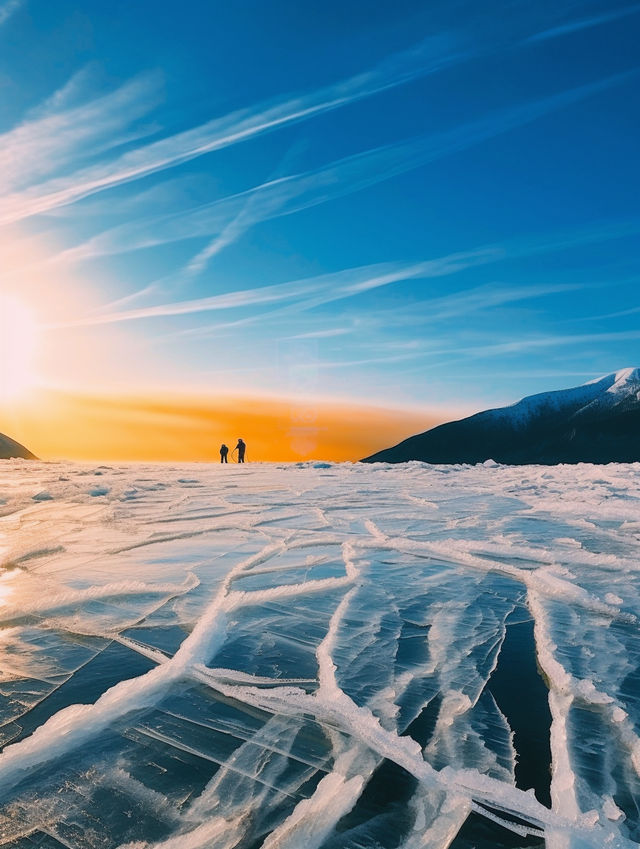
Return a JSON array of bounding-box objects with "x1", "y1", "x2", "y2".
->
[{"x1": 0, "y1": 295, "x2": 38, "y2": 402}]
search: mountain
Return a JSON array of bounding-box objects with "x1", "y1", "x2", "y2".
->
[
  {"x1": 0, "y1": 431, "x2": 37, "y2": 460},
  {"x1": 363, "y1": 368, "x2": 640, "y2": 465}
]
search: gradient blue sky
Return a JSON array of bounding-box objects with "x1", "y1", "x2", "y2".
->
[{"x1": 2, "y1": 0, "x2": 639, "y2": 414}]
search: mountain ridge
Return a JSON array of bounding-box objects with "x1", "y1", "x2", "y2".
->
[
  {"x1": 362, "y1": 368, "x2": 640, "y2": 465},
  {"x1": 0, "y1": 432, "x2": 37, "y2": 460}
]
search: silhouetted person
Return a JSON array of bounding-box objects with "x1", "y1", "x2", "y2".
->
[
  {"x1": 235, "y1": 438, "x2": 246, "y2": 463},
  {"x1": 220, "y1": 443, "x2": 229, "y2": 463}
]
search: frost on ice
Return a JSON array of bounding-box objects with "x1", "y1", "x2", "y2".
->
[{"x1": 0, "y1": 460, "x2": 639, "y2": 848}]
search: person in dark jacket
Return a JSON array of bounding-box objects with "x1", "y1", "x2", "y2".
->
[
  {"x1": 234, "y1": 438, "x2": 246, "y2": 463},
  {"x1": 220, "y1": 443, "x2": 229, "y2": 463}
]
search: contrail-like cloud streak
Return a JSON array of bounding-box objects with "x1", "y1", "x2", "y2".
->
[
  {"x1": 49, "y1": 249, "x2": 500, "y2": 330},
  {"x1": 55, "y1": 70, "x2": 637, "y2": 271},
  {"x1": 0, "y1": 34, "x2": 463, "y2": 226},
  {"x1": 526, "y1": 3, "x2": 640, "y2": 43}
]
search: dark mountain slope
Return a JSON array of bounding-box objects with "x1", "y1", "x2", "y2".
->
[
  {"x1": 0, "y1": 432, "x2": 37, "y2": 460},
  {"x1": 363, "y1": 368, "x2": 640, "y2": 465}
]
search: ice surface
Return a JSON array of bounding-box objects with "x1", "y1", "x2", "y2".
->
[{"x1": 0, "y1": 459, "x2": 639, "y2": 847}]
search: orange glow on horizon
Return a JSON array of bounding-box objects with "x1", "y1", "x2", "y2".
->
[{"x1": 5, "y1": 389, "x2": 453, "y2": 463}]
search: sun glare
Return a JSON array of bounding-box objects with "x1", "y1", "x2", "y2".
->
[{"x1": 0, "y1": 295, "x2": 38, "y2": 402}]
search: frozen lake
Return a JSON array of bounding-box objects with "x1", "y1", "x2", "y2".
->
[{"x1": 0, "y1": 459, "x2": 639, "y2": 849}]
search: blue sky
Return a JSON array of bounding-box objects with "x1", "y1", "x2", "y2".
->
[{"x1": 1, "y1": 0, "x2": 639, "y2": 414}]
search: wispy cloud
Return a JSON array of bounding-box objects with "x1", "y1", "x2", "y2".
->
[
  {"x1": 287, "y1": 327, "x2": 356, "y2": 340},
  {"x1": 0, "y1": 0, "x2": 21, "y2": 27},
  {"x1": 424, "y1": 328, "x2": 640, "y2": 360},
  {"x1": 57, "y1": 140, "x2": 440, "y2": 263},
  {"x1": 9, "y1": 36, "x2": 631, "y2": 234},
  {"x1": 175, "y1": 248, "x2": 503, "y2": 338},
  {"x1": 55, "y1": 70, "x2": 638, "y2": 272},
  {"x1": 459, "y1": 369, "x2": 604, "y2": 380},
  {"x1": 526, "y1": 3, "x2": 640, "y2": 43},
  {"x1": 507, "y1": 218, "x2": 640, "y2": 259},
  {"x1": 87, "y1": 285, "x2": 160, "y2": 315},
  {"x1": 181, "y1": 149, "x2": 309, "y2": 277},
  {"x1": 221, "y1": 261, "x2": 606, "y2": 348},
  {"x1": 0, "y1": 70, "x2": 163, "y2": 194},
  {"x1": 53, "y1": 247, "x2": 604, "y2": 345},
  {"x1": 404, "y1": 280, "x2": 588, "y2": 324},
  {"x1": 50, "y1": 248, "x2": 499, "y2": 331},
  {"x1": 300, "y1": 351, "x2": 422, "y2": 370},
  {"x1": 570, "y1": 297, "x2": 640, "y2": 323},
  {"x1": 0, "y1": 35, "x2": 464, "y2": 226},
  {"x1": 49, "y1": 262, "x2": 423, "y2": 328},
  {"x1": 275, "y1": 279, "x2": 596, "y2": 362}
]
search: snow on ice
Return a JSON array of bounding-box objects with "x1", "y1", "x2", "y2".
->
[{"x1": 0, "y1": 459, "x2": 639, "y2": 848}]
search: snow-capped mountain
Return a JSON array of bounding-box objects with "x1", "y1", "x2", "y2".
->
[
  {"x1": 0, "y1": 431, "x2": 36, "y2": 460},
  {"x1": 363, "y1": 368, "x2": 640, "y2": 465}
]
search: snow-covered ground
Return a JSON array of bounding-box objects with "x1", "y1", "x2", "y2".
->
[{"x1": 0, "y1": 460, "x2": 639, "y2": 849}]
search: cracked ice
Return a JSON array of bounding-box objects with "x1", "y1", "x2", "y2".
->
[{"x1": 0, "y1": 459, "x2": 639, "y2": 848}]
